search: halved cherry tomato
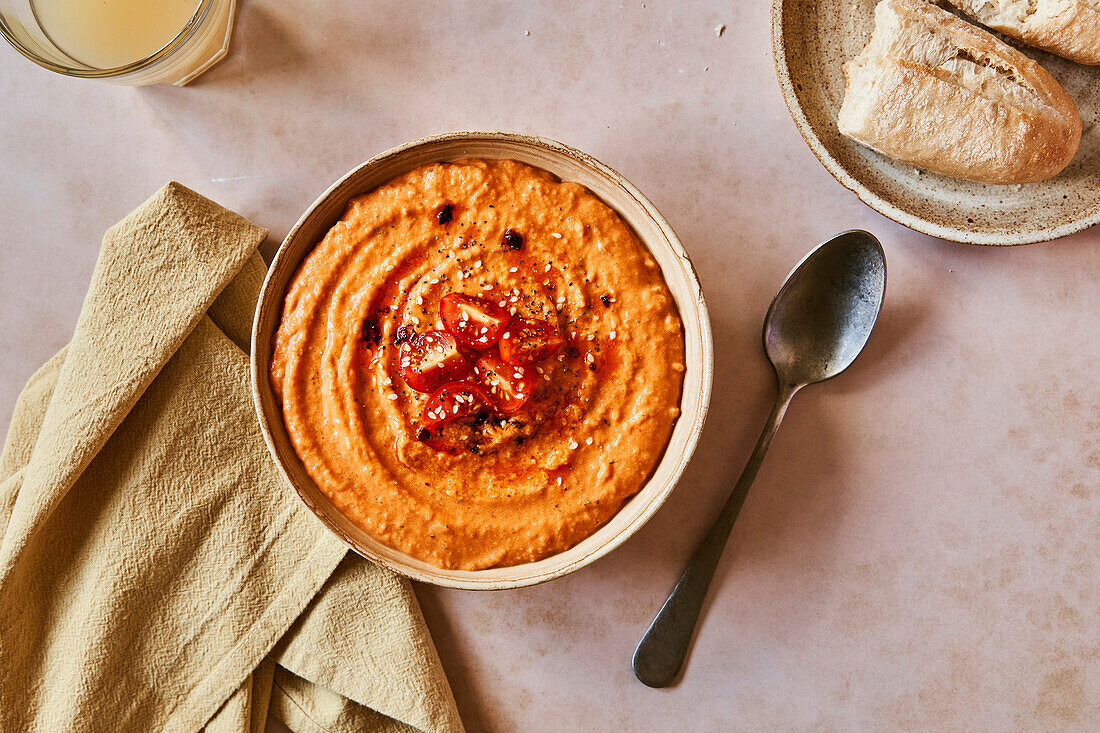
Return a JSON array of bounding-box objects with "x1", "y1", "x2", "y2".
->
[
  {"x1": 474, "y1": 351, "x2": 535, "y2": 413},
  {"x1": 421, "y1": 381, "x2": 494, "y2": 427},
  {"x1": 498, "y1": 316, "x2": 563, "y2": 366},
  {"x1": 440, "y1": 293, "x2": 510, "y2": 349},
  {"x1": 397, "y1": 330, "x2": 469, "y2": 393}
]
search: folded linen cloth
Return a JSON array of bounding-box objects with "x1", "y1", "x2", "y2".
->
[{"x1": 0, "y1": 183, "x2": 464, "y2": 733}]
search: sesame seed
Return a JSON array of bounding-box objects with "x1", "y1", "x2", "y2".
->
[
  {"x1": 609, "y1": 331, "x2": 617, "y2": 339},
  {"x1": 556, "y1": 477, "x2": 563, "y2": 485},
  {"x1": 544, "y1": 264, "x2": 552, "y2": 272},
  {"x1": 509, "y1": 267, "x2": 518, "y2": 273},
  {"x1": 388, "y1": 394, "x2": 398, "y2": 401},
  {"x1": 586, "y1": 437, "x2": 593, "y2": 445},
  {"x1": 551, "y1": 232, "x2": 562, "y2": 239},
  {"x1": 475, "y1": 260, "x2": 483, "y2": 268},
  {"x1": 430, "y1": 278, "x2": 439, "y2": 284},
  {"x1": 503, "y1": 332, "x2": 511, "y2": 338}
]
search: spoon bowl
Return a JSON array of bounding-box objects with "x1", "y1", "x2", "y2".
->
[
  {"x1": 632, "y1": 230, "x2": 886, "y2": 688},
  {"x1": 765, "y1": 230, "x2": 887, "y2": 387}
]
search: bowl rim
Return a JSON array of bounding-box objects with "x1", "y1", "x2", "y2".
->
[
  {"x1": 251, "y1": 130, "x2": 714, "y2": 589},
  {"x1": 769, "y1": 0, "x2": 1100, "y2": 247}
]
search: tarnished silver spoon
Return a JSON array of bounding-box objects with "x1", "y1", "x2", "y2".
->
[{"x1": 632, "y1": 230, "x2": 887, "y2": 688}]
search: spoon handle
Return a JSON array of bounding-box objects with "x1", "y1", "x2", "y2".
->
[{"x1": 632, "y1": 382, "x2": 798, "y2": 688}]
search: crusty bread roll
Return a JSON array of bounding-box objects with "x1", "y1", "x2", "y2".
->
[
  {"x1": 940, "y1": 0, "x2": 1100, "y2": 66},
  {"x1": 838, "y1": 0, "x2": 1082, "y2": 184}
]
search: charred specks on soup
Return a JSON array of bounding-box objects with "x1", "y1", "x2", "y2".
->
[
  {"x1": 503, "y1": 228, "x2": 524, "y2": 250},
  {"x1": 362, "y1": 317, "x2": 381, "y2": 346}
]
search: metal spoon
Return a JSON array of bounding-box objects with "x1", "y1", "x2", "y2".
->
[{"x1": 632, "y1": 230, "x2": 887, "y2": 688}]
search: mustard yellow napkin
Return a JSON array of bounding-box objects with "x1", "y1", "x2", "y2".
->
[{"x1": 0, "y1": 183, "x2": 463, "y2": 733}]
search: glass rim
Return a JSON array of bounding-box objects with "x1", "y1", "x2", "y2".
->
[{"x1": 0, "y1": 0, "x2": 213, "y2": 79}]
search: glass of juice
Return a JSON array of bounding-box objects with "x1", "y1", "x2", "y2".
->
[{"x1": 0, "y1": 0, "x2": 235, "y2": 86}]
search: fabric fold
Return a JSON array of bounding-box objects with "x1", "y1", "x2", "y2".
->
[
  {"x1": 0, "y1": 182, "x2": 265, "y2": 569},
  {"x1": 0, "y1": 183, "x2": 464, "y2": 733},
  {"x1": 273, "y1": 555, "x2": 463, "y2": 733}
]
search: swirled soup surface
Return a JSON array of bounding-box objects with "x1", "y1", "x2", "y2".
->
[{"x1": 271, "y1": 159, "x2": 684, "y2": 570}]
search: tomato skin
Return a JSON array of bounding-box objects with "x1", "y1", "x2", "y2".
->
[
  {"x1": 498, "y1": 316, "x2": 564, "y2": 366},
  {"x1": 397, "y1": 330, "x2": 469, "y2": 393},
  {"x1": 440, "y1": 293, "x2": 511, "y2": 349},
  {"x1": 421, "y1": 381, "x2": 495, "y2": 427},
  {"x1": 474, "y1": 351, "x2": 535, "y2": 413}
]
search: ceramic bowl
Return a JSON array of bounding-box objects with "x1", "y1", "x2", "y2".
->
[
  {"x1": 251, "y1": 131, "x2": 713, "y2": 589},
  {"x1": 772, "y1": 0, "x2": 1100, "y2": 245}
]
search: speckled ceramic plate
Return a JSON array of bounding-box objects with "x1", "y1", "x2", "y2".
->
[{"x1": 772, "y1": 0, "x2": 1100, "y2": 245}]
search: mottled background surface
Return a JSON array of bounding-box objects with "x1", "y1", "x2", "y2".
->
[{"x1": 2, "y1": 1, "x2": 1098, "y2": 731}]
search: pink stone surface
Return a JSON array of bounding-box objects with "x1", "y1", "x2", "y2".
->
[{"x1": 2, "y1": 2, "x2": 1098, "y2": 730}]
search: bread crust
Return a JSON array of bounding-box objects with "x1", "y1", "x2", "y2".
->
[
  {"x1": 838, "y1": 0, "x2": 1082, "y2": 184},
  {"x1": 942, "y1": 0, "x2": 1100, "y2": 66}
]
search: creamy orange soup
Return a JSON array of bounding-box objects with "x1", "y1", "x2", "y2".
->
[{"x1": 271, "y1": 159, "x2": 684, "y2": 570}]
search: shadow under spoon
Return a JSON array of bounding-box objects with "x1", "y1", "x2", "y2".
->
[{"x1": 632, "y1": 229, "x2": 887, "y2": 688}]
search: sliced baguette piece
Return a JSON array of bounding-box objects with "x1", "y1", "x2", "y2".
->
[
  {"x1": 941, "y1": 0, "x2": 1100, "y2": 66},
  {"x1": 837, "y1": 0, "x2": 1082, "y2": 184}
]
